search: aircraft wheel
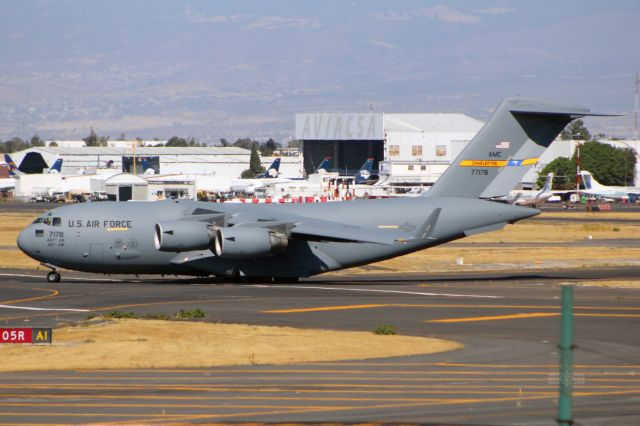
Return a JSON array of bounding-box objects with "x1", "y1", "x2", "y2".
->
[{"x1": 47, "y1": 271, "x2": 61, "y2": 283}]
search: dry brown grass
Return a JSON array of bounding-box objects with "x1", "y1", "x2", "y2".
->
[
  {"x1": 540, "y1": 211, "x2": 640, "y2": 220},
  {"x1": 568, "y1": 280, "x2": 640, "y2": 288},
  {"x1": 344, "y1": 245, "x2": 640, "y2": 274},
  {"x1": 464, "y1": 221, "x2": 640, "y2": 243},
  {"x1": 0, "y1": 212, "x2": 38, "y2": 246},
  {"x1": 0, "y1": 320, "x2": 462, "y2": 372},
  {"x1": 0, "y1": 249, "x2": 41, "y2": 269}
]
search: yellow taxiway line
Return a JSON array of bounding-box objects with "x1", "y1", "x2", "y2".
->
[
  {"x1": 428, "y1": 312, "x2": 640, "y2": 323},
  {"x1": 264, "y1": 303, "x2": 640, "y2": 314}
]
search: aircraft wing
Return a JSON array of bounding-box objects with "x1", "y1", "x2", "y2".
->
[
  {"x1": 229, "y1": 216, "x2": 401, "y2": 245},
  {"x1": 288, "y1": 218, "x2": 400, "y2": 245},
  {"x1": 180, "y1": 205, "x2": 411, "y2": 246}
]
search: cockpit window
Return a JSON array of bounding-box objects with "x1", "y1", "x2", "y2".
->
[
  {"x1": 52, "y1": 217, "x2": 61, "y2": 226},
  {"x1": 43, "y1": 217, "x2": 52, "y2": 226},
  {"x1": 32, "y1": 218, "x2": 44, "y2": 224}
]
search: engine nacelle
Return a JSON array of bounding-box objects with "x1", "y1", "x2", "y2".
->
[
  {"x1": 154, "y1": 221, "x2": 214, "y2": 252},
  {"x1": 213, "y1": 227, "x2": 288, "y2": 258}
]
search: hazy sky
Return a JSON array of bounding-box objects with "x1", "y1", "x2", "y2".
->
[{"x1": 1, "y1": 1, "x2": 638, "y2": 142}]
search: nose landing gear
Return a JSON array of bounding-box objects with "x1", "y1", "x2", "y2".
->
[
  {"x1": 41, "y1": 263, "x2": 62, "y2": 283},
  {"x1": 47, "y1": 271, "x2": 61, "y2": 283}
]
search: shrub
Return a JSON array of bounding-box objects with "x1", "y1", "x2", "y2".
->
[
  {"x1": 141, "y1": 313, "x2": 171, "y2": 320},
  {"x1": 106, "y1": 310, "x2": 138, "y2": 319},
  {"x1": 374, "y1": 325, "x2": 396, "y2": 335},
  {"x1": 175, "y1": 308, "x2": 206, "y2": 320}
]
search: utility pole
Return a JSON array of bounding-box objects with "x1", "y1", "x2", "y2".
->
[
  {"x1": 635, "y1": 73, "x2": 639, "y2": 141},
  {"x1": 575, "y1": 143, "x2": 581, "y2": 193},
  {"x1": 132, "y1": 140, "x2": 137, "y2": 175},
  {"x1": 557, "y1": 285, "x2": 575, "y2": 426}
]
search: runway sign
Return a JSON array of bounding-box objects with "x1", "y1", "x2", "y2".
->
[{"x1": 0, "y1": 328, "x2": 52, "y2": 344}]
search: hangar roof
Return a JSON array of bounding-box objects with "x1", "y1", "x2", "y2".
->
[
  {"x1": 295, "y1": 112, "x2": 484, "y2": 140},
  {"x1": 104, "y1": 173, "x2": 148, "y2": 185},
  {"x1": 26, "y1": 147, "x2": 251, "y2": 156},
  {"x1": 384, "y1": 113, "x2": 484, "y2": 133}
]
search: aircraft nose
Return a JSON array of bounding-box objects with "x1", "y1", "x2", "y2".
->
[{"x1": 17, "y1": 228, "x2": 31, "y2": 255}]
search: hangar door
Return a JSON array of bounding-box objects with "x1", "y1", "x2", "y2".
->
[{"x1": 118, "y1": 186, "x2": 132, "y2": 201}]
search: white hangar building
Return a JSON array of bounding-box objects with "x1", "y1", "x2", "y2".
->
[
  {"x1": 296, "y1": 112, "x2": 484, "y2": 185},
  {"x1": 9, "y1": 146, "x2": 303, "y2": 179}
]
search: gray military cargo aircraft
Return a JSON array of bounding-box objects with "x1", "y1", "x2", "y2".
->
[{"x1": 17, "y1": 98, "x2": 605, "y2": 283}]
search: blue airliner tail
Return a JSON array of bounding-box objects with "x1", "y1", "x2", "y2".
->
[
  {"x1": 354, "y1": 158, "x2": 378, "y2": 184},
  {"x1": 139, "y1": 158, "x2": 156, "y2": 174},
  {"x1": 257, "y1": 157, "x2": 281, "y2": 178},
  {"x1": 315, "y1": 157, "x2": 331, "y2": 173},
  {"x1": 4, "y1": 154, "x2": 19, "y2": 176},
  {"x1": 48, "y1": 158, "x2": 63, "y2": 174}
]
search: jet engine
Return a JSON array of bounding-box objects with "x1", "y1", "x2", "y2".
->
[
  {"x1": 154, "y1": 221, "x2": 214, "y2": 252},
  {"x1": 213, "y1": 227, "x2": 288, "y2": 258}
]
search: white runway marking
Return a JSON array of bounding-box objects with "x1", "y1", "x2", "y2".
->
[
  {"x1": 0, "y1": 273, "x2": 122, "y2": 282},
  {"x1": 0, "y1": 304, "x2": 89, "y2": 312},
  {"x1": 254, "y1": 285, "x2": 502, "y2": 299}
]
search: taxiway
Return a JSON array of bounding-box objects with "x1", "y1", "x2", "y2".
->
[{"x1": 0, "y1": 267, "x2": 639, "y2": 424}]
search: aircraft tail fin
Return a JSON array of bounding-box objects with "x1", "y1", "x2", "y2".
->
[
  {"x1": 541, "y1": 172, "x2": 554, "y2": 192},
  {"x1": 140, "y1": 158, "x2": 156, "y2": 175},
  {"x1": 426, "y1": 97, "x2": 610, "y2": 199},
  {"x1": 354, "y1": 158, "x2": 374, "y2": 184},
  {"x1": 258, "y1": 157, "x2": 281, "y2": 178},
  {"x1": 315, "y1": 157, "x2": 331, "y2": 174},
  {"x1": 4, "y1": 154, "x2": 19, "y2": 176},
  {"x1": 47, "y1": 158, "x2": 63, "y2": 174},
  {"x1": 579, "y1": 171, "x2": 600, "y2": 190}
]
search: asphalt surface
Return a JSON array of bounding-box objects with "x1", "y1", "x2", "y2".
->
[{"x1": 1, "y1": 267, "x2": 639, "y2": 425}]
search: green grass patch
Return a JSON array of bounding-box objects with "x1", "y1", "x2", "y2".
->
[
  {"x1": 373, "y1": 325, "x2": 396, "y2": 335},
  {"x1": 175, "y1": 308, "x2": 206, "y2": 320},
  {"x1": 141, "y1": 313, "x2": 171, "y2": 320},
  {"x1": 102, "y1": 309, "x2": 206, "y2": 321},
  {"x1": 105, "y1": 310, "x2": 138, "y2": 319}
]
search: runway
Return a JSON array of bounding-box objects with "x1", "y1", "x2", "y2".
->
[{"x1": 1, "y1": 267, "x2": 639, "y2": 424}]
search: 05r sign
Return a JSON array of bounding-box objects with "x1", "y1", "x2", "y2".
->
[{"x1": 0, "y1": 328, "x2": 52, "y2": 344}]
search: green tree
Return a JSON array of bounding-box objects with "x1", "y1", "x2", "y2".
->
[
  {"x1": 241, "y1": 144, "x2": 265, "y2": 178},
  {"x1": 30, "y1": 134, "x2": 44, "y2": 147},
  {"x1": 83, "y1": 129, "x2": 109, "y2": 147},
  {"x1": 166, "y1": 136, "x2": 188, "y2": 147},
  {"x1": 560, "y1": 119, "x2": 591, "y2": 141},
  {"x1": 219, "y1": 138, "x2": 230, "y2": 147},
  {"x1": 83, "y1": 129, "x2": 99, "y2": 146},
  {"x1": 250, "y1": 144, "x2": 265, "y2": 175},
  {"x1": 575, "y1": 141, "x2": 636, "y2": 186},
  {"x1": 537, "y1": 157, "x2": 576, "y2": 190},
  {"x1": 49, "y1": 141, "x2": 58, "y2": 147},
  {"x1": 261, "y1": 138, "x2": 280, "y2": 156},
  {"x1": 233, "y1": 138, "x2": 254, "y2": 150},
  {"x1": 0, "y1": 137, "x2": 28, "y2": 153}
]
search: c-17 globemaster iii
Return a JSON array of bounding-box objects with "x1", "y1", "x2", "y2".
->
[{"x1": 18, "y1": 98, "x2": 607, "y2": 283}]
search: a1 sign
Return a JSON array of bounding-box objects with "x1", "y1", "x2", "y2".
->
[{"x1": 0, "y1": 328, "x2": 52, "y2": 344}]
